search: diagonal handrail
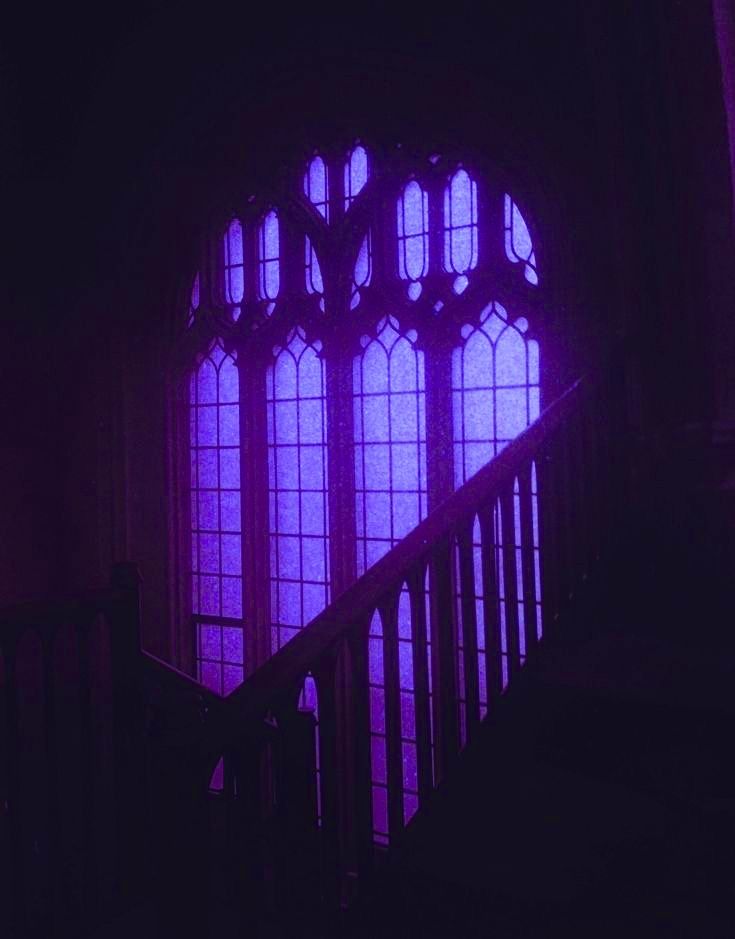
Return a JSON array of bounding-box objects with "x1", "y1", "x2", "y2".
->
[{"x1": 218, "y1": 378, "x2": 582, "y2": 728}]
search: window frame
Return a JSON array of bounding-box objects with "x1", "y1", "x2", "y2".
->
[{"x1": 169, "y1": 141, "x2": 548, "y2": 682}]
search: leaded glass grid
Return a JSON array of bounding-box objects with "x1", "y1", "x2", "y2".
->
[
  {"x1": 189, "y1": 340, "x2": 243, "y2": 691},
  {"x1": 452, "y1": 302, "x2": 540, "y2": 488},
  {"x1": 353, "y1": 316, "x2": 427, "y2": 577},
  {"x1": 267, "y1": 328, "x2": 330, "y2": 654}
]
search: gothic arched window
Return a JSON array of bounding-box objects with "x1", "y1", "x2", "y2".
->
[{"x1": 178, "y1": 144, "x2": 544, "y2": 722}]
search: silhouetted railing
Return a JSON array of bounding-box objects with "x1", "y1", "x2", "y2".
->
[
  {"x1": 0, "y1": 564, "x2": 143, "y2": 938},
  {"x1": 174, "y1": 362, "x2": 630, "y2": 933},
  {"x1": 0, "y1": 362, "x2": 629, "y2": 938}
]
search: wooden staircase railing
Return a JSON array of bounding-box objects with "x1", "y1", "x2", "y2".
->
[
  {"x1": 155, "y1": 360, "x2": 630, "y2": 934},
  {"x1": 0, "y1": 358, "x2": 630, "y2": 938}
]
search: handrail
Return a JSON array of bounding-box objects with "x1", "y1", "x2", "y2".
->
[
  {"x1": 189, "y1": 360, "x2": 631, "y2": 928},
  {"x1": 221, "y1": 378, "x2": 582, "y2": 726}
]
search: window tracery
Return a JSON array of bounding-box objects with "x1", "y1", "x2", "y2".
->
[{"x1": 179, "y1": 143, "x2": 545, "y2": 822}]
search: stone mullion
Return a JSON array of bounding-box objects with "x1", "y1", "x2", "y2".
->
[{"x1": 237, "y1": 344, "x2": 272, "y2": 675}]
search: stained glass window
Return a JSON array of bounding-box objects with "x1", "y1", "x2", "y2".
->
[
  {"x1": 452, "y1": 302, "x2": 540, "y2": 488},
  {"x1": 189, "y1": 340, "x2": 243, "y2": 692},
  {"x1": 368, "y1": 609, "x2": 389, "y2": 845},
  {"x1": 344, "y1": 145, "x2": 368, "y2": 210},
  {"x1": 353, "y1": 316, "x2": 427, "y2": 576},
  {"x1": 304, "y1": 155, "x2": 329, "y2": 222},
  {"x1": 188, "y1": 271, "x2": 200, "y2": 327},
  {"x1": 224, "y1": 218, "x2": 245, "y2": 305},
  {"x1": 397, "y1": 587, "x2": 419, "y2": 824},
  {"x1": 181, "y1": 147, "x2": 547, "y2": 843},
  {"x1": 267, "y1": 328, "x2": 330, "y2": 653},
  {"x1": 258, "y1": 210, "x2": 280, "y2": 304},
  {"x1": 397, "y1": 181, "x2": 429, "y2": 300},
  {"x1": 504, "y1": 194, "x2": 538, "y2": 286},
  {"x1": 351, "y1": 231, "x2": 372, "y2": 310},
  {"x1": 305, "y1": 235, "x2": 324, "y2": 297},
  {"x1": 443, "y1": 169, "x2": 478, "y2": 295}
]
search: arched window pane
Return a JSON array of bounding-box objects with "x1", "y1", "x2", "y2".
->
[
  {"x1": 354, "y1": 316, "x2": 427, "y2": 576},
  {"x1": 443, "y1": 169, "x2": 478, "y2": 275},
  {"x1": 451, "y1": 302, "x2": 540, "y2": 488},
  {"x1": 368, "y1": 609, "x2": 389, "y2": 844},
  {"x1": 188, "y1": 271, "x2": 200, "y2": 326},
  {"x1": 305, "y1": 235, "x2": 324, "y2": 295},
  {"x1": 304, "y1": 155, "x2": 329, "y2": 221},
  {"x1": 397, "y1": 181, "x2": 429, "y2": 289},
  {"x1": 504, "y1": 194, "x2": 538, "y2": 285},
  {"x1": 267, "y1": 328, "x2": 329, "y2": 653},
  {"x1": 351, "y1": 230, "x2": 372, "y2": 309},
  {"x1": 189, "y1": 341, "x2": 243, "y2": 695},
  {"x1": 344, "y1": 145, "x2": 368, "y2": 210},
  {"x1": 223, "y1": 219, "x2": 245, "y2": 304},
  {"x1": 258, "y1": 210, "x2": 280, "y2": 302}
]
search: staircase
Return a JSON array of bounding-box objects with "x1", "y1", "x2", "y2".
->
[{"x1": 2, "y1": 357, "x2": 733, "y2": 938}]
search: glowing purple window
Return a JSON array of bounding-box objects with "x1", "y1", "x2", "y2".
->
[
  {"x1": 452, "y1": 302, "x2": 540, "y2": 487},
  {"x1": 188, "y1": 271, "x2": 200, "y2": 327},
  {"x1": 267, "y1": 328, "x2": 330, "y2": 654},
  {"x1": 258, "y1": 210, "x2": 280, "y2": 303},
  {"x1": 223, "y1": 218, "x2": 245, "y2": 305},
  {"x1": 189, "y1": 341, "x2": 243, "y2": 695},
  {"x1": 305, "y1": 235, "x2": 324, "y2": 296},
  {"x1": 443, "y1": 169, "x2": 478, "y2": 280},
  {"x1": 351, "y1": 231, "x2": 372, "y2": 310},
  {"x1": 504, "y1": 194, "x2": 538, "y2": 285},
  {"x1": 397, "y1": 181, "x2": 429, "y2": 300},
  {"x1": 353, "y1": 316, "x2": 427, "y2": 576},
  {"x1": 344, "y1": 145, "x2": 368, "y2": 210},
  {"x1": 304, "y1": 155, "x2": 329, "y2": 221},
  {"x1": 368, "y1": 609, "x2": 389, "y2": 844},
  {"x1": 397, "y1": 587, "x2": 419, "y2": 824}
]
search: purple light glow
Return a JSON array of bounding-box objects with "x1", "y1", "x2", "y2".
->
[
  {"x1": 397, "y1": 181, "x2": 429, "y2": 289},
  {"x1": 190, "y1": 340, "x2": 244, "y2": 696},
  {"x1": 258, "y1": 210, "x2": 280, "y2": 302},
  {"x1": 452, "y1": 302, "x2": 540, "y2": 488},
  {"x1": 444, "y1": 169, "x2": 478, "y2": 275},
  {"x1": 354, "y1": 316, "x2": 427, "y2": 576},
  {"x1": 267, "y1": 328, "x2": 330, "y2": 653},
  {"x1": 305, "y1": 235, "x2": 324, "y2": 295},
  {"x1": 304, "y1": 155, "x2": 329, "y2": 221},
  {"x1": 504, "y1": 194, "x2": 538, "y2": 285},
  {"x1": 345, "y1": 145, "x2": 368, "y2": 209},
  {"x1": 224, "y1": 219, "x2": 245, "y2": 304}
]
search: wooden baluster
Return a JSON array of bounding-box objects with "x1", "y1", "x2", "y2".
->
[
  {"x1": 271, "y1": 683, "x2": 320, "y2": 920},
  {"x1": 478, "y1": 503, "x2": 503, "y2": 704},
  {"x1": 517, "y1": 465, "x2": 539, "y2": 657},
  {"x1": 379, "y1": 591, "x2": 404, "y2": 841},
  {"x1": 429, "y1": 536, "x2": 459, "y2": 783},
  {"x1": 408, "y1": 564, "x2": 433, "y2": 803},
  {"x1": 499, "y1": 485, "x2": 521, "y2": 680},
  {"x1": 540, "y1": 435, "x2": 562, "y2": 633},
  {"x1": 456, "y1": 523, "x2": 481, "y2": 738},
  {"x1": 312, "y1": 650, "x2": 342, "y2": 913},
  {"x1": 572, "y1": 406, "x2": 586, "y2": 580},
  {"x1": 558, "y1": 422, "x2": 575, "y2": 610},
  {"x1": 346, "y1": 623, "x2": 375, "y2": 890},
  {"x1": 226, "y1": 716, "x2": 279, "y2": 935}
]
